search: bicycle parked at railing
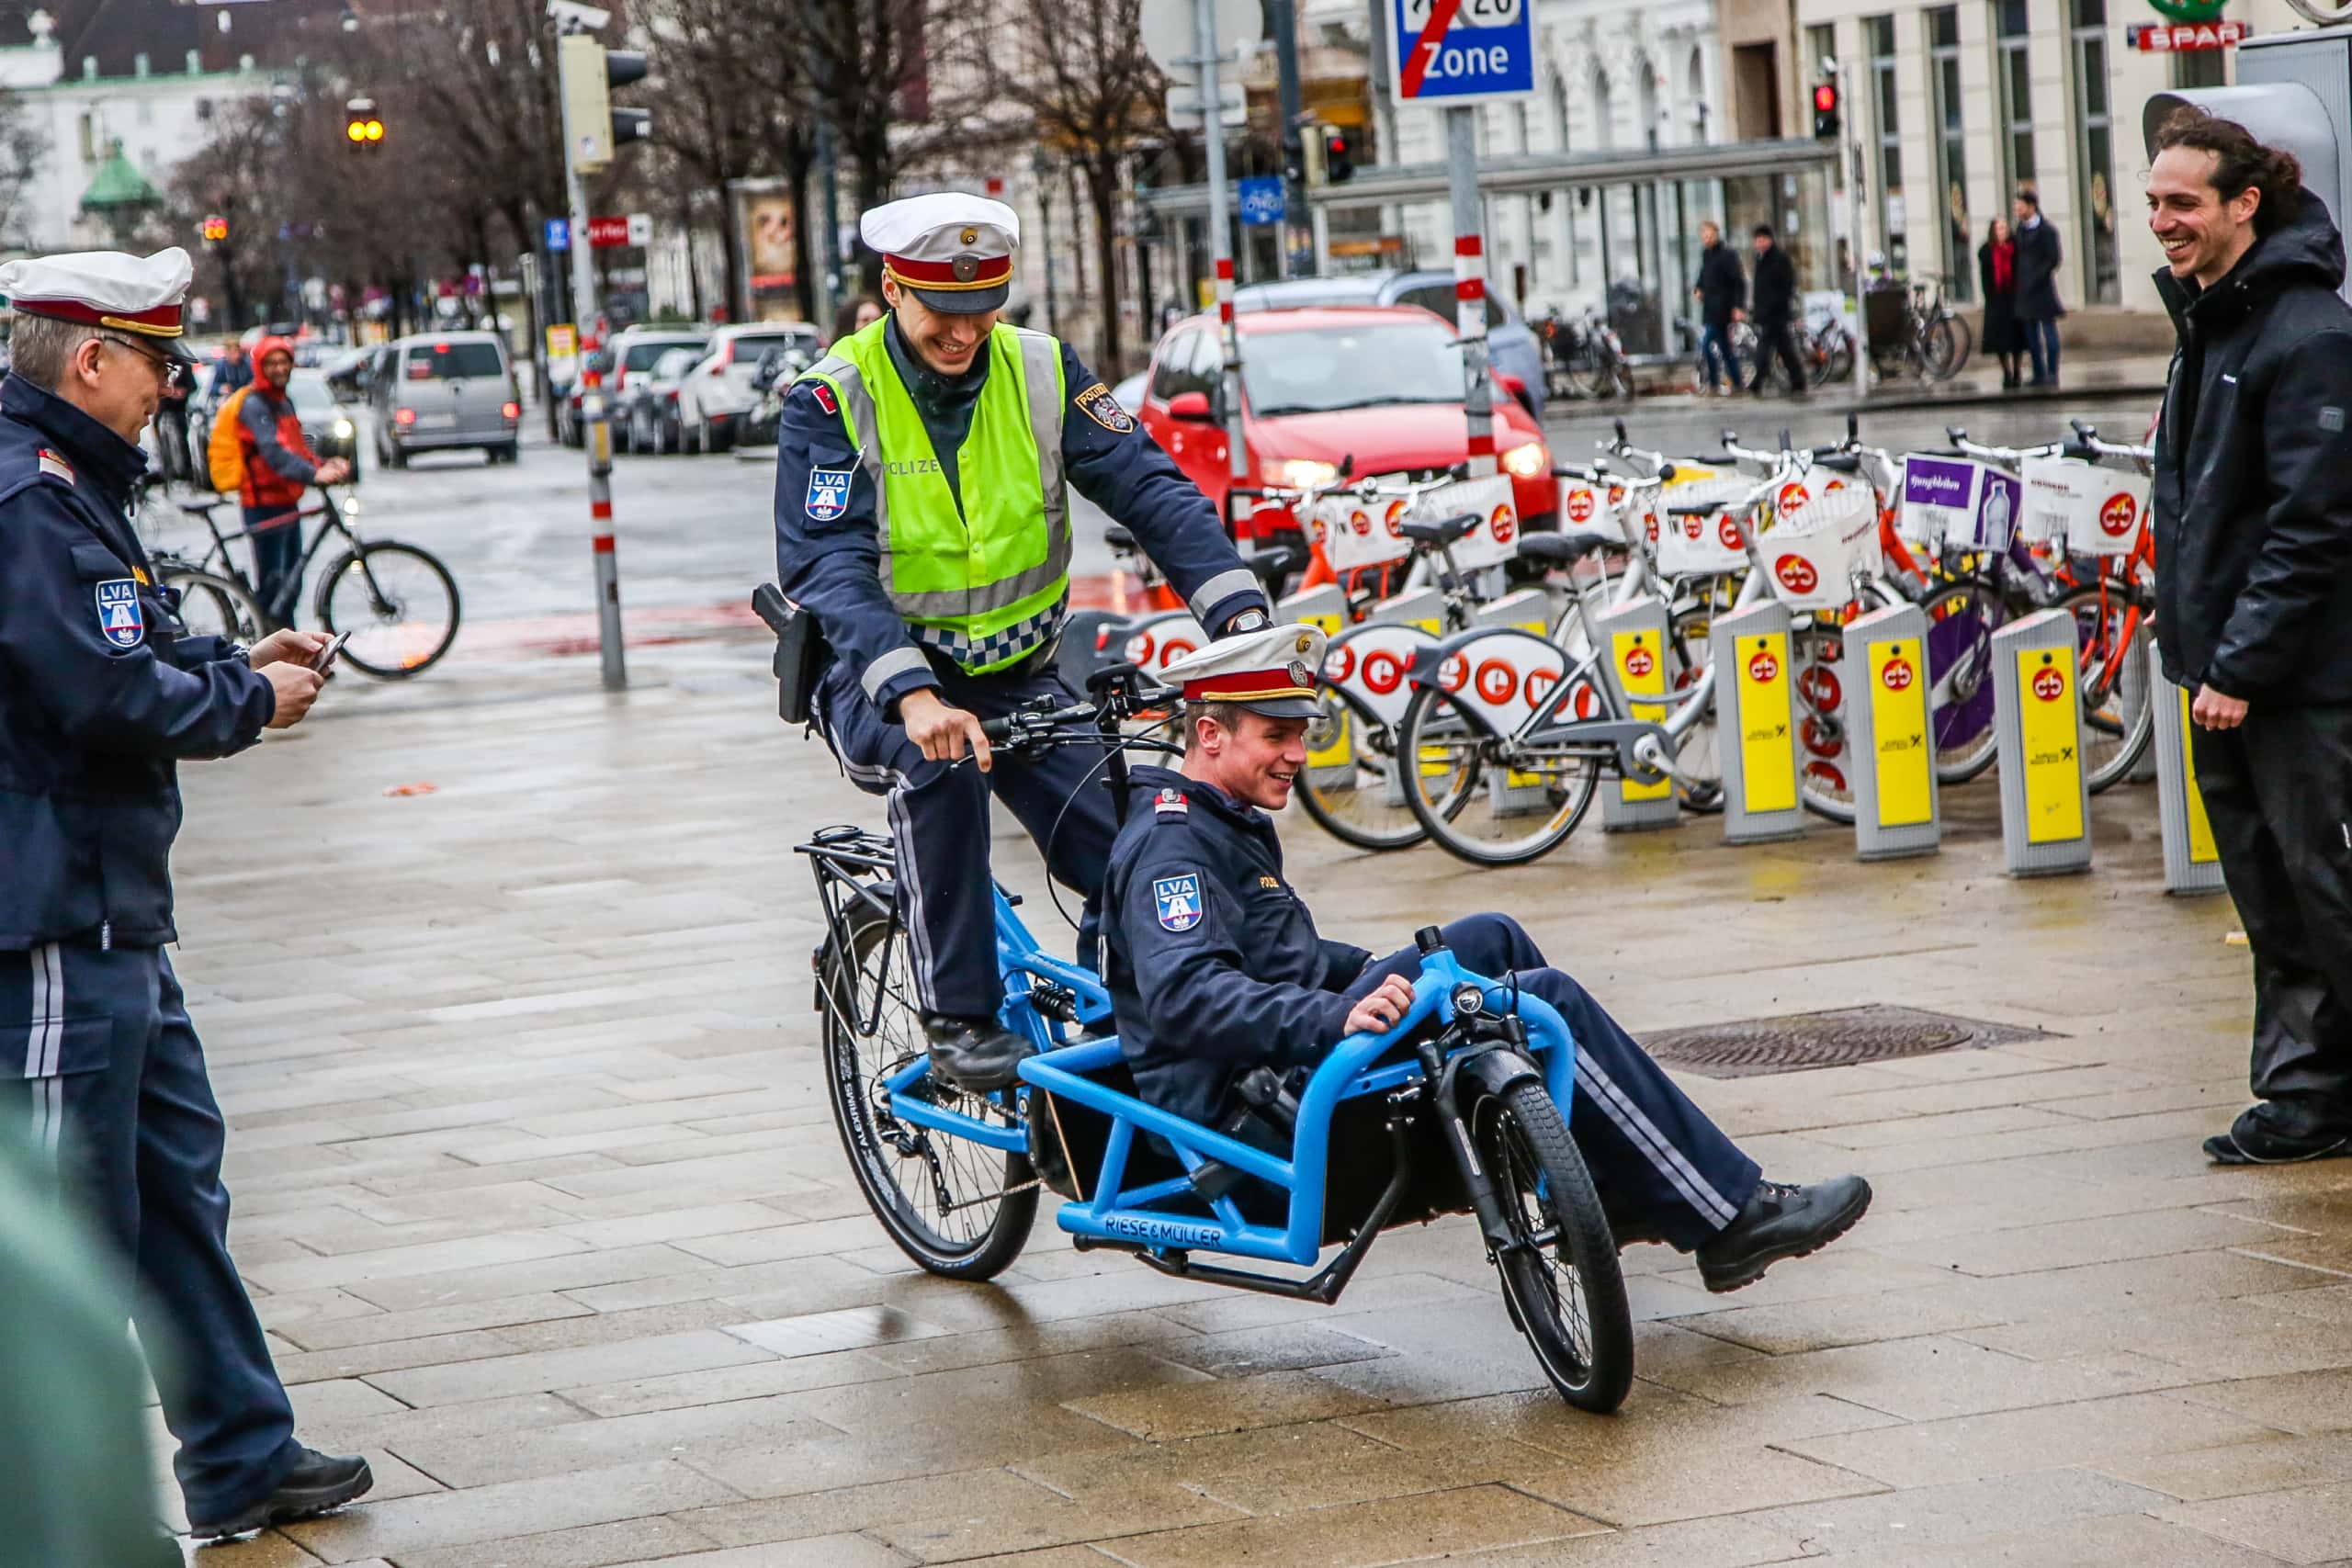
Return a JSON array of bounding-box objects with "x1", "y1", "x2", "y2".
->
[
  {"x1": 139, "y1": 483, "x2": 461, "y2": 679},
  {"x1": 1537, "y1": 308, "x2": 1636, "y2": 402}
]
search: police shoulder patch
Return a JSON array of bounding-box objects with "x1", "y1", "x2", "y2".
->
[
  {"x1": 94, "y1": 579, "x2": 143, "y2": 648},
  {"x1": 1074, "y1": 382, "x2": 1136, "y2": 434},
  {"x1": 37, "y1": 448, "x2": 73, "y2": 485},
  {"x1": 809, "y1": 381, "x2": 839, "y2": 417},
  {"x1": 1152, "y1": 873, "x2": 1204, "y2": 932},
  {"x1": 805, "y1": 464, "x2": 855, "y2": 522},
  {"x1": 1154, "y1": 786, "x2": 1188, "y2": 818}
]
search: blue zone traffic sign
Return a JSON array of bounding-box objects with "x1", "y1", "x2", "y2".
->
[
  {"x1": 546, "y1": 217, "x2": 571, "y2": 253},
  {"x1": 1238, "y1": 176, "x2": 1286, "y2": 226},
  {"x1": 1388, "y1": 0, "x2": 1534, "y2": 105}
]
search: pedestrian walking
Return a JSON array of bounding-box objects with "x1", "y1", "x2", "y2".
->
[
  {"x1": 234, "y1": 335, "x2": 349, "y2": 622},
  {"x1": 1746, "y1": 224, "x2": 1806, "y2": 396},
  {"x1": 1978, "y1": 218, "x2": 2026, "y2": 389},
  {"x1": 1692, "y1": 220, "x2": 1746, "y2": 395},
  {"x1": 0, "y1": 247, "x2": 370, "y2": 1539},
  {"x1": 2013, "y1": 187, "x2": 2065, "y2": 385},
  {"x1": 2143, "y1": 109, "x2": 2352, "y2": 1166}
]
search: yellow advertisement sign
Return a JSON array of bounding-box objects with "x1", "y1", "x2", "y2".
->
[
  {"x1": 2015, "y1": 647, "x2": 2085, "y2": 844},
  {"x1": 1868, "y1": 637, "x2": 1932, "y2": 828},
  {"x1": 2179, "y1": 686, "x2": 2219, "y2": 863},
  {"x1": 1612, "y1": 628, "x2": 1671, "y2": 802},
  {"x1": 1735, "y1": 632, "x2": 1796, "y2": 814}
]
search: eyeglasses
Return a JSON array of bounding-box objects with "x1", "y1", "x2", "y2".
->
[{"x1": 97, "y1": 333, "x2": 174, "y2": 381}]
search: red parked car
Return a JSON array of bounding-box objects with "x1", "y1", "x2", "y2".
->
[{"x1": 1134, "y1": 305, "x2": 1557, "y2": 540}]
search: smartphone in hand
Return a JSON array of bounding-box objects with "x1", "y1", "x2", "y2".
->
[{"x1": 311, "y1": 631, "x2": 353, "y2": 673}]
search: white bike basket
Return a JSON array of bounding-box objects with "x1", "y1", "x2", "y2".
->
[
  {"x1": 1311, "y1": 494, "x2": 1412, "y2": 572},
  {"x1": 1760, "y1": 483, "x2": 1879, "y2": 612},
  {"x1": 2018, "y1": 457, "x2": 2149, "y2": 558},
  {"x1": 1414, "y1": 474, "x2": 1522, "y2": 570},
  {"x1": 1653, "y1": 473, "x2": 1752, "y2": 576}
]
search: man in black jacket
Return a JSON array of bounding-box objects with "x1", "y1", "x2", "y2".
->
[
  {"x1": 2144, "y1": 109, "x2": 2352, "y2": 1165},
  {"x1": 2013, "y1": 188, "x2": 2065, "y2": 385},
  {"x1": 1746, "y1": 225, "x2": 1806, "y2": 395},
  {"x1": 1692, "y1": 220, "x2": 1746, "y2": 394}
]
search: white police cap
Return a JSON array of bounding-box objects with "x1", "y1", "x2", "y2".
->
[
  {"x1": 1161, "y1": 623, "x2": 1329, "y2": 720},
  {"x1": 861, "y1": 192, "x2": 1020, "y2": 315},
  {"x1": 0, "y1": 246, "x2": 198, "y2": 361}
]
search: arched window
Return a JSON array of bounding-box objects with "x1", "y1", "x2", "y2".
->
[
  {"x1": 1550, "y1": 70, "x2": 1572, "y2": 151},
  {"x1": 1592, "y1": 67, "x2": 1614, "y2": 150},
  {"x1": 1687, "y1": 46, "x2": 1706, "y2": 138},
  {"x1": 1637, "y1": 57, "x2": 1660, "y2": 148}
]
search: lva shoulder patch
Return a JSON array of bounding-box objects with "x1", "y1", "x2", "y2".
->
[
  {"x1": 1075, "y1": 382, "x2": 1136, "y2": 434},
  {"x1": 1154, "y1": 787, "x2": 1188, "y2": 818}
]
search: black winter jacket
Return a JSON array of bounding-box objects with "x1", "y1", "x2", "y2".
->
[
  {"x1": 1750, "y1": 245, "x2": 1796, "y2": 325},
  {"x1": 2013, "y1": 216, "x2": 2065, "y2": 321},
  {"x1": 2153, "y1": 191, "x2": 2352, "y2": 706},
  {"x1": 1695, "y1": 243, "x2": 1746, "y2": 327}
]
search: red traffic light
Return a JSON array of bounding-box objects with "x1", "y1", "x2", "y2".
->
[{"x1": 1814, "y1": 84, "x2": 1838, "y2": 112}]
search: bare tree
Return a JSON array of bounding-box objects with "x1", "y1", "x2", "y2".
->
[
  {"x1": 641, "y1": 0, "x2": 782, "y2": 317},
  {"x1": 0, "y1": 87, "x2": 45, "y2": 252},
  {"x1": 981, "y1": 0, "x2": 1164, "y2": 367}
]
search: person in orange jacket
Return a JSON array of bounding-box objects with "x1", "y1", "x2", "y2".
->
[{"x1": 237, "y1": 336, "x2": 349, "y2": 622}]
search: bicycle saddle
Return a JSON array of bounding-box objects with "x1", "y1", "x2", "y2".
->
[
  {"x1": 1515, "y1": 532, "x2": 1613, "y2": 566},
  {"x1": 1399, "y1": 510, "x2": 1480, "y2": 546},
  {"x1": 177, "y1": 497, "x2": 225, "y2": 516},
  {"x1": 1664, "y1": 500, "x2": 1724, "y2": 518},
  {"x1": 1238, "y1": 539, "x2": 1306, "y2": 592},
  {"x1": 1812, "y1": 453, "x2": 1862, "y2": 474},
  {"x1": 1103, "y1": 522, "x2": 1136, "y2": 550}
]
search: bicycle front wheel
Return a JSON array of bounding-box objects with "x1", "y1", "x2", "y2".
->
[
  {"x1": 2058, "y1": 584, "x2": 2156, "y2": 794},
  {"x1": 1478, "y1": 1080, "x2": 1634, "y2": 1413},
  {"x1": 1921, "y1": 578, "x2": 2008, "y2": 784},
  {"x1": 318, "y1": 542, "x2": 461, "y2": 678},
  {"x1": 1395, "y1": 679, "x2": 1602, "y2": 866},
  {"x1": 1294, "y1": 682, "x2": 1427, "y2": 852},
  {"x1": 820, "y1": 900, "x2": 1035, "y2": 1280},
  {"x1": 161, "y1": 565, "x2": 266, "y2": 646}
]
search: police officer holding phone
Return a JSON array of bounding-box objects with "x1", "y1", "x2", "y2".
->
[{"x1": 0, "y1": 248, "x2": 371, "y2": 1540}]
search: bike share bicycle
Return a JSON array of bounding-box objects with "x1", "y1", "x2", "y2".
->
[{"x1": 759, "y1": 623, "x2": 1640, "y2": 1409}]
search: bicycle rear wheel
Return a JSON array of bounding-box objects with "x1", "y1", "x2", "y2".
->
[
  {"x1": 2058, "y1": 583, "x2": 2156, "y2": 794},
  {"x1": 1295, "y1": 682, "x2": 1427, "y2": 851},
  {"x1": 318, "y1": 541, "x2": 461, "y2": 678},
  {"x1": 820, "y1": 900, "x2": 1035, "y2": 1280},
  {"x1": 161, "y1": 565, "x2": 266, "y2": 646},
  {"x1": 1921, "y1": 578, "x2": 2008, "y2": 784},
  {"x1": 1478, "y1": 1080, "x2": 1634, "y2": 1413},
  {"x1": 1395, "y1": 679, "x2": 1602, "y2": 866}
]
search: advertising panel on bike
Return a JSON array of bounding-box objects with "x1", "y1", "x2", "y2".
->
[
  {"x1": 1899, "y1": 456, "x2": 2016, "y2": 552},
  {"x1": 1760, "y1": 484, "x2": 1879, "y2": 613},
  {"x1": 1414, "y1": 474, "x2": 1522, "y2": 570},
  {"x1": 1652, "y1": 469, "x2": 1750, "y2": 577},
  {"x1": 1322, "y1": 621, "x2": 1442, "y2": 724},
  {"x1": 1556, "y1": 478, "x2": 1620, "y2": 540},
  {"x1": 2018, "y1": 457, "x2": 2150, "y2": 559},
  {"x1": 1120, "y1": 611, "x2": 1208, "y2": 673},
  {"x1": 1310, "y1": 495, "x2": 1414, "y2": 573}
]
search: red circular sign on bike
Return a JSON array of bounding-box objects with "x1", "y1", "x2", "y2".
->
[
  {"x1": 1680, "y1": 514, "x2": 1706, "y2": 541},
  {"x1": 1475, "y1": 660, "x2": 1518, "y2": 705},
  {"x1": 1490, "y1": 504, "x2": 1517, "y2": 545},
  {"x1": 1565, "y1": 489, "x2": 1596, "y2": 525},
  {"x1": 1800, "y1": 665, "x2": 1843, "y2": 711},
  {"x1": 1747, "y1": 649, "x2": 1781, "y2": 684},
  {"x1": 1881, "y1": 656, "x2": 1915, "y2": 693},
  {"x1": 1719, "y1": 513, "x2": 1745, "y2": 551},
  {"x1": 1385, "y1": 500, "x2": 1409, "y2": 538},
  {"x1": 1125, "y1": 631, "x2": 1155, "y2": 664},
  {"x1": 1439, "y1": 653, "x2": 1469, "y2": 692},
  {"x1": 1362, "y1": 649, "x2": 1407, "y2": 694},
  {"x1": 1778, "y1": 481, "x2": 1809, "y2": 517},
  {"x1": 1774, "y1": 553, "x2": 1819, "y2": 594},
  {"x1": 1159, "y1": 638, "x2": 1197, "y2": 666},
  {"x1": 2031, "y1": 665, "x2": 2065, "y2": 701},
  {"x1": 1623, "y1": 645, "x2": 1656, "y2": 679},
  {"x1": 1525, "y1": 668, "x2": 1561, "y2": 708},
  {"x1": 2099, "y1": 492, "x2": 2138, "y2": 536},
  {"x1": 1323, "y1": 644, "x2": 1356, "y2": 682}
]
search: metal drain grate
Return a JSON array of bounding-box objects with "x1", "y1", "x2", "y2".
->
[{"x1": 1643, "y1": 1005, "x2": 2056, "y2": 1079}]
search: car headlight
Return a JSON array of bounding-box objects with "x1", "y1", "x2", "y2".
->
[
  {"x1": 333, "y1": 418, "x2": 355, "y2": 439},
  {"x1": 1500, "y1": 442, "x2": 1549, "y2": 479},
  {"x1": 1260, "y1": 457, "x2": 1339, "y2": 490}
]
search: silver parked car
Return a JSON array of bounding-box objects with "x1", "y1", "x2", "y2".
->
[{"x1": 369, "y1": 331, "x2": 522, "y2": 468}]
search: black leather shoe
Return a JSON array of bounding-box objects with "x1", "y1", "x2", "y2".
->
[
  {"x1": 921, "y1": 1012, "x2": 1034, "y2": 1094},
  {"x1": 1697, "y1": 1175, "x2": 1871, "y2": 1294},
  {"x1": 188, "y1": 1448, "x2": 373, "y2": 1540},
  {"x1": 2205, "y1": 1104, "x2": 2352, "y2": 1166}
]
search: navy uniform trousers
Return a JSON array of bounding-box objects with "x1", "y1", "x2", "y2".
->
[
  {"x1": 1354, "y1": 914, "x2": 1760, "y2": 1251},
  {"x1": 0, "y1": 941, "x2": 299, "y2": 1519},
  {"x1": 814, "y1": 651, "x2": 1119, "y2": 1019}
]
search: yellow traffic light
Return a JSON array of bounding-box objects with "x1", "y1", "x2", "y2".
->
[
  {"x1": 366, "y1": 118, "x2": 384, "y2": 141},
  {"x1": 200, "y1": 215, "x2": 228, "y2": 243}
]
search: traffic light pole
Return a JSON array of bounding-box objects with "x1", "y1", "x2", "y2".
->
[
  {"x1": 1836, "y1": 60, "x2": 1873, "y2": 402},
  {"x1": 1446, "y1": 107, "x2": 1494, "y2": 479},
  {"x1": 560, "y1": 76, "x2": 628, "y2": 689},
  {"x1": 1195, "y1": 0, "x2": 1250, "y2": 535}
]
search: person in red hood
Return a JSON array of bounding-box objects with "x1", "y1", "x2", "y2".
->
[{"x1": 237, "y1": 336, "x2": 348, "y2": 623}]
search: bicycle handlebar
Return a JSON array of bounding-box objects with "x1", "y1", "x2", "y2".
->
[{"x1": 975, "y1": 664, "x2": 1182, "y2": 748}]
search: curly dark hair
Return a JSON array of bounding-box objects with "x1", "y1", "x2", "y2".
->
[{"x1": 2152, "y1": 106, "x2": 2305, "y2": 236}]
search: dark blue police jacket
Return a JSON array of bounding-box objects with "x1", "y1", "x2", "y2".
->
[
  {"x1": 774, "y1": 318, "x2": 1264, "y2": 716},
  {"x1": 0, "y1": 375, "x2": 274, "y2": 950},
  {"x1": 1102, "y1": 764, "x2": 1373, "y2": 1126}
]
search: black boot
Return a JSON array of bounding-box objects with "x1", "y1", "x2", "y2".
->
[
  {"x1": 2205, "y1": 1103, "x2": 2352, "y2": 1165},
  {"x1": 921, "y1": 1012, "x2": 1034, "y2": 1094},
  {"x1": 1696, "y1": 1174, "x2": 1871, "y2": 1293},
  {"x1": 188, "y1": 1448, "x2": 373, "y2": 1540}
]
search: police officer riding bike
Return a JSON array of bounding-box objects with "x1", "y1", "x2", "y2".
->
[{"x1": 775, "y1": 192, "x2": 1272, "y2": 1096}]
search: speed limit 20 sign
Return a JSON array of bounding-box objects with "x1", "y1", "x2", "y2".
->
[{"x1": 1388, "y1": 0, "x2": 1534, "y2": 104}]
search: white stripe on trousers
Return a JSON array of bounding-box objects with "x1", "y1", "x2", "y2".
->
[
  {"x1": 1573, "y1": 1052, "x2": 1742, "y2": 1226},
  {"x1": 25, "y1": 942, "x2": 64, "y2": 1159},
  {"x1": 881, "y1": 772, "x2": 941, "y2": 1013}
]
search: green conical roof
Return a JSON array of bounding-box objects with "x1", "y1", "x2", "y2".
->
[{"x1": 81, "y1": 141, "x2": 158, "y2": 210}]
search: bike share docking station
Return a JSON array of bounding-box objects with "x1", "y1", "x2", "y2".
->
[
  {"x1": 1839, "y1": 601, "x2": 1941, "y2": 860},
  {"x1": 1593, "y1": 598, "x2": 1679, "y2": 832},
  {"x1": 2146, "y1": 642, "x2": 2228, "y2": 896},
  {"x1": 1709, "y1": 601, "x2": 1804, "y2": 844},
  {"x1": 1990, "y1": 610, "x2": 2092, "y2": 876}
]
